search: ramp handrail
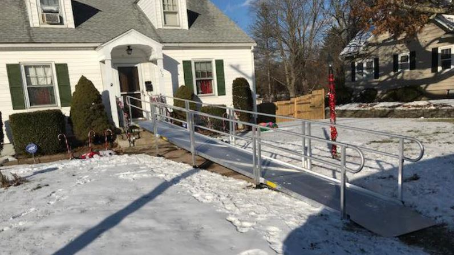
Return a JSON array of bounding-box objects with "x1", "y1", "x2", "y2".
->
[
  {"x1": 143, "y1": 94, "x2": 425, "y2": 201},
  {"x1": 125, "y1": 95, "x2": 369, "y2": 219}
]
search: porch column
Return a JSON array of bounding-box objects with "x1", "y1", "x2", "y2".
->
[
  {"x1": 104, "y1": 59, "x2": 120, "y2": 127},
  {"x1": 156, "y1": 57, "x2": 166, "y2": 96}
]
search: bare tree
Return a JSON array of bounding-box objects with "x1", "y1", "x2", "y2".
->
[{"x1": 271, "y1": 0, "x2": 328, "y2": 97}]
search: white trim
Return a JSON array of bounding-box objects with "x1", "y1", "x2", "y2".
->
[
  {"x1": 163, "y1": 43, "x2": 257, "y2": 48},
  {"x1": 439, "y1": 45, "x2": 454, "y2": 71},
  {"x1": 19, "y1": 62, "x2": 60, "y2": 109},
  {"x1": 161, "y1": 0, "x2": 180, "y2": 28},
  {"x1": 191, "y1": 59, "x2": 217, "y2": 97}
]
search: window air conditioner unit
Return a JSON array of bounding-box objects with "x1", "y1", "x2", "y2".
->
[{"x1": 41, "y1": 13, "x2": 61, "y2": 24}]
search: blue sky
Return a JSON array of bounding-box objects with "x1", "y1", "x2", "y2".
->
[{"x1": 211, "y1": 0, "x2": 253, "y2": 34}]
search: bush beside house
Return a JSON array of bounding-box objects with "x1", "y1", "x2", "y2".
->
[
  {"x1": 232, "y1": 78, "x2": 253, "y2": 125},
  {"x1": 200, "y1": 106, "x2": 227, "y2": 130},
  {"x1": 70, "y1": 76, "x2": 111, "y2": 142},
  {"x1": 9, "y1": 110, "x2": 65, "y2": 155},
  {"x1": 173, "y1": 86, "x2": 197, "y2": 122}
]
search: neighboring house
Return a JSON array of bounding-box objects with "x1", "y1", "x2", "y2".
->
[
  {"x1": 340, "y1": 14, "x2": 454, "y2": 97},
  {"x1": 0, "y1": 0, "x2": 256, "y2": 144}
]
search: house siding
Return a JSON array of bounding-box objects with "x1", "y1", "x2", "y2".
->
[
  {"x1": 0, "y1": 49, "x2": 103, "y2": 144},
  {"x1": 345, "y1": 22, "x2": 454, "y2": 96},
  {"x1": 0, "y1": 46, "x2": 255, "y2": 144},
  {"x1": 162, "y1": 46, "x2": 255, "y2": 106}
]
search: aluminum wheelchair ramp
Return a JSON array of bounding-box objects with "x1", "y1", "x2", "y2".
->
[{"x1": 137, "y1": 120, "x2": 435, "y2": 237}]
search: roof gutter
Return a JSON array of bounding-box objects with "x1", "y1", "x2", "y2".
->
[{"x1": 0, "y1": 43, "x2": 101, "y2": 50}]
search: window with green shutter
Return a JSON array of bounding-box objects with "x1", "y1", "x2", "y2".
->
[
  {"x1": 55, "y1": 64, "x2": 72, "y2": 107},
  {"x1": 215, "y1": 60, "x2": 226, "y2": 96},
  {"x1": 6, "y1": 64, "x2": 26, "y2": 110}
]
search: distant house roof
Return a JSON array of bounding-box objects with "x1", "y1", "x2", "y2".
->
[
  {"x1": 0, "y1": 0, "x2": 254, "y2": 44},
  {"x1": 339, "y1": 28, "x2": 374, "y2": 57},
  {"x1": 340, "y1": 14, "x2": 454, "y2": 58}
]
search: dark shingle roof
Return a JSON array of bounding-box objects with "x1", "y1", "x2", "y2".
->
[{"x1": 0, "y1": 0, "x2": 254, "y2": 44}]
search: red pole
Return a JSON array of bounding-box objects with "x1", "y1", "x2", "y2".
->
[{"x1": 328, "y1": 65, "x2": 338, "y2": 158}]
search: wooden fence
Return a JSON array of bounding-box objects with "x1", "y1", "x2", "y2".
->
[{"x1": 274, "y1": 89, "x2": 326, "y2": 123}]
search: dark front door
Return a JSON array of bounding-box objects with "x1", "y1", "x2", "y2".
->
[{"x1": 118, "y1": 66, "x2": 143, "y2": 119}]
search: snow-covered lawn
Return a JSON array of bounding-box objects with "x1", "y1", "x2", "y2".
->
[
  {"x1": 232, "y1": 118, "x2": 454, "y2": 229},
  {"x1": 0, "y1": 154, "x2": 425, "y2": 254}
]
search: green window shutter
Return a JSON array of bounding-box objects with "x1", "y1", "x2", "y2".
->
[
  {"x1": 6, "y1": 64, "x2": 26, "y2": 110},
  {"x1": 55, "y1": 64, "x2": 72, "y2": 107},
  {"x1": 182, "y1": 61, "x2": 194, "y2": 91},
  {"x1": 215, "y1": 60, "x2": 226, "y2": 96}
]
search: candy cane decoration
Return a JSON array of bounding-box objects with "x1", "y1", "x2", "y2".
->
[
  {"x1": 58, "y1": 134, "x2": 72, "y2": 159},
  {"x1": 328, "y1": 66, "x2": 338, "y2": 158},
  {"x1": 104, "y1": 129, "x2": 113, "y2": 151},
  {"x1": 88, "y1": 130, "x2": 96, "y2": 152}
]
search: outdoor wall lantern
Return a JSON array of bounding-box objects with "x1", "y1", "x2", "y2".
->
[{"x1": 126, "y1": 46, "x2": 133, "y2": 55}]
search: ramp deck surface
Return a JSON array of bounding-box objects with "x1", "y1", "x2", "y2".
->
[{"x1": 137, "y1": 120, "x2": 435, "y2": 237}]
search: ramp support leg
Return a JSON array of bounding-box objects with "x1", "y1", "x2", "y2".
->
[
  {"x1": 340, "y1": 146, "x2": 347, "y2": 219},
  {"x1": 257, "y1": 127, "x2": 262, "y2": 185},
  {"x1": 189, "y1": 112, "x2": 197, "y2": 168},
  {"x1": 185, "y1": 101, "x2": 190, "y2": 131},
  {"x1": 398, "y1": 138, "x2": 404, "y2": 202}
]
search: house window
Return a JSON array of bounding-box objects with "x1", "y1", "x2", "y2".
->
[
  {"x1": 23, "y1": 65, "x2": 57, "y2": 107},
  {"x1": 162, "y1": 0, "x2": 179, "y2": 27},
  {"x1": 194, "y1": 61, "x2": 214, "y2": 95},
  {"x1": 441, "y1": 48, "x2": 452, "y2": 70},
  {"x1": 40, "y1": 0, "x2": 62, "y2": 25},
  {"x1": 399, "y1": 53, "x2": 410, "y2": 71},
  {"x1": 356, "y1": 62, "x2": 364, "y2": 78},
  {"x1": 364, "y1": 60, "x2": 374, "y2": 80}
]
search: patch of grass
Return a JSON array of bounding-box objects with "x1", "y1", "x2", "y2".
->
[
  {"x1": 0, "y1": 171, "x2": 27, "y2": 189},
  {"x1": 423, "y1": 119, "x2": 454, "y2": 124},
  {"x1": 367, "y1": 139, "x2": 398, "y2": 144}
]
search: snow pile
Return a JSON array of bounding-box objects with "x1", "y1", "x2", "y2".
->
[
  {"x1": 336, "y1": 99, "x2": 454, "y2": 110},
  {"x1": 0, "y1": 154, "x2": 425, "y2": 254}
]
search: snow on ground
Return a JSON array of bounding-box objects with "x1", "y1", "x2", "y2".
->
[
  {"x1": 231, "y1": 118, "x2": 454, "y2": 229},
  {"x1": 336, "y1": 99, "x2": 454, "y2": 110},
  {"x1": 0, "y1": 155, "x2": 425, "y2": 254}
]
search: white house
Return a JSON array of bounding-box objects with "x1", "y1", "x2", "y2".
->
[{"x1": 0, "y1": 0, "x2": 256, "y2": 144}]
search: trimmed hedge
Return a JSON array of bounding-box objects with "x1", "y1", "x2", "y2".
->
[
  {"x1": 356, "y1": 88, "x2": 378, "y2": 103},
  {"x1": 257, "y1": 103, "x2": 277, "y2": 123},
  {"x1": 232, "y1": 78, "x2": 253, "y2": 124},
  {"x1": 70, "y1": 76, "x2": 111, "y2": 142},
  {"x1": 9, "y1": 110, "x2": 65, "y2": 155},
  {"x1": 173, "y1": 86, "x2": 197, "y2": 122},
  {"x1": 0, "y1": 111, "x2": 3, "y2": 153},
  {"x1": 380, "y1": 86, "x2": 424, "y2": 102},
  {"x1": 200, "y1": 105, "x2": 227, "y2": 131}
]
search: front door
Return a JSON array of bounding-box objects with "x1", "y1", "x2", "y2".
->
[{"x1": 118, "y1": 66, "x2": 143, "y2": 119}]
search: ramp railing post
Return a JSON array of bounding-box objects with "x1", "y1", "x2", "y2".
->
[
  {"x1": 128, "y1": 97, "x2": 133, "y2": 124},
  {"x1": 232, "y1": 110, "x2": 236, "y2": 146},
  {"x1": 302, "y1": 121, "x2": 307, "y2": 168},
  {"x1": 229, "y1": 109, "x2": 234, "y2": 144},
  {"x1": 307, "y1": 122, "x2": 312, "y2": 170},
  {"x1": 252, "y1": 126, "x2": 259, "y2": 186},
  {"x1": 257, "y1": 127, "x2": 262, "y2": 185},
  {"x1": 153, "y1": 104, "x2": 160, "y2": 157},
  {"x1": 189, "y1": 112, "x2": 197, "y2": 168},
  {"x1": 398, "y1": 138, "x2": 404, "y2": 202},
  {"x1": 185, "y1": 101, "x2": 190, "y2": 130},
  {"x1": 340, "y1": 145, "x2": 347, "y2": 220}
]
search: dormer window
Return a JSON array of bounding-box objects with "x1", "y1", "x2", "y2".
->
[
  {"x1": 40, "y1": 0, "x2": 63, "y2": 25},
  {"x1": 162, "y1": 0, "x2": 179, "y2": 27}
]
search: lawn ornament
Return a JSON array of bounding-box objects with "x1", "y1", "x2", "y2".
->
[
  {"x1": 58, "y1": 134, "x2": 73, "y2": 160},
  {"x1": 259, "y1": 122, "x2": 278, "y2": 132},
  {"x1": 327, "y1": 55, "x2": 338, "y2": 159}
]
